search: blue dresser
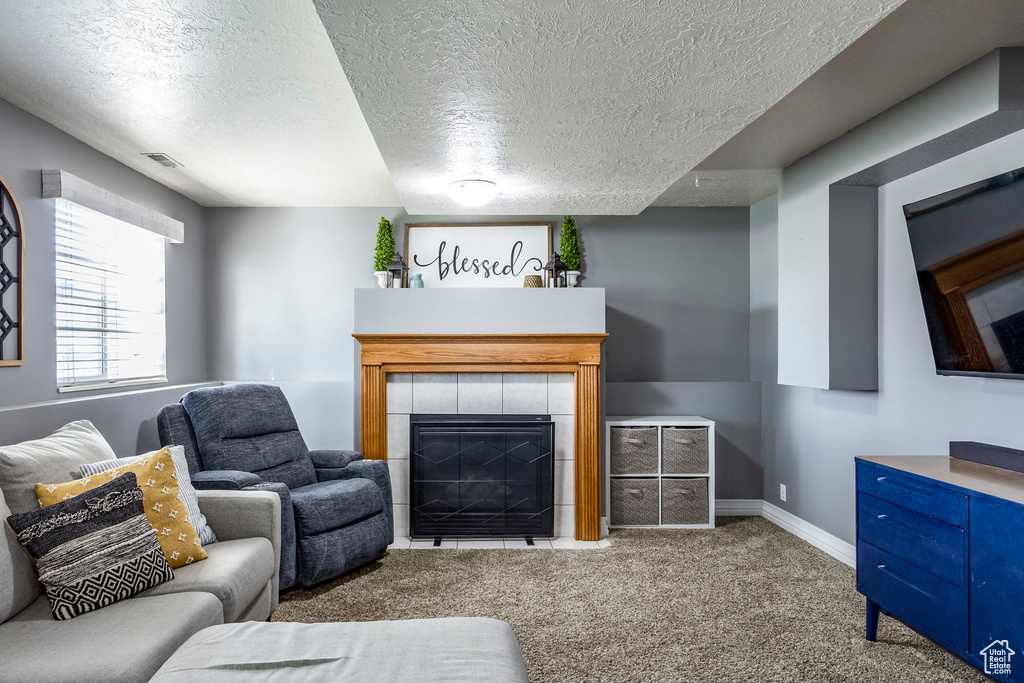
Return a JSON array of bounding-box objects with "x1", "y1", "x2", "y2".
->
[{"x1": 857, "y1": 456, "x2": 1024, "y2": 682}]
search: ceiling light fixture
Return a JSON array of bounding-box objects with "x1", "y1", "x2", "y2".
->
[{"x1": 446, "y1": 179, "x2": 500, "y2": 207}]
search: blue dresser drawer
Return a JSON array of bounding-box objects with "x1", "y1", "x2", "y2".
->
[
  {"x1": 858, "y1": 540, "x2": 968, "y2": 650},
  {"x1": 857, "y1": 464, "x2": 967, "y2": 527},
  {"x1": 858, "y1": 493, "x2": 966, "y2": 587}
]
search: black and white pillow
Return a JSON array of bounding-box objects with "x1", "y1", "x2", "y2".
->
[{"x1": 6, "y1": 472, "x2": 173, "y2": 620}]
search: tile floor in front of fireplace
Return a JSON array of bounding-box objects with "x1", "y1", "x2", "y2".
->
[{"x1": 388, "y1": 537, "x2": 612, "y2": 550}]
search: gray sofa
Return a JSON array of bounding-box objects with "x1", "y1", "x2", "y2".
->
[{"x1": 0, "y1": 487, "x2": 282, "y2": 683}]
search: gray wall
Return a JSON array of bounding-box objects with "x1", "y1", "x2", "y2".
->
[
  {"x1": 205, "y1": 207, "x2": 405, "y2": 450},
  {"x1": 756, "y1": 127, "x2": 1024, "y2": 545},
  {"x1": 207, "y1": 207, "x2": 753, "y2": 472},
  {"x1": 0, "y1": 383, "x2": 218, "y2": 457},
  {"x1": 750, "y1": 195, "x2": 778, "y2": 503},
  {"x1": 606, "y1": 381, "x2": 762, "y2": 499},
  {"x1": 579, "y1": 208, "x2": 750, "y2": 382},
  {"x1": 0, "y1": 98, "x2": 208, "y2": 455}
]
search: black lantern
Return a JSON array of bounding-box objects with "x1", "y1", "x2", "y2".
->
[
  {"x1": 542, "y1": 252, "x2": 568, "y2": 288},
  {"x1": 387, "y1": 252, "x2": 409, "y2": 288}
]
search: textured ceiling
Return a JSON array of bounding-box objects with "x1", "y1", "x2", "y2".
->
[
  {"x1": 0, "y1": 0, "x2": 400, "y2": 207},
  {"x1": 314, "y1": 0, "x2": 903, "y2": 215},
  {"x1": 2, "y1": 0, "x2": 1016, "y2": 213},
  {"x1": 655, "y1": 0, "x2": 1024, "y2": 206}
]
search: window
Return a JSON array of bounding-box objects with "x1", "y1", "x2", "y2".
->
[{"x1": 55, "y1": 198, "x2": 167, "y2": 389}]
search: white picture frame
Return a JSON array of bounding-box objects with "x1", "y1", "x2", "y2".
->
[{"x1": 404, "y1": 222, "x2": 552, "y2": 288}]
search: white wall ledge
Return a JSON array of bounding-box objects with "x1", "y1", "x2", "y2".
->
[{"x1": 354, "y1": 288, "x2": 606, "y2": 335}]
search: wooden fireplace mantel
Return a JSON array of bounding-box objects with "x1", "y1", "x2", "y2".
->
[{"x1": 353, "y1": 333, "x2": 608, "y2": 541}]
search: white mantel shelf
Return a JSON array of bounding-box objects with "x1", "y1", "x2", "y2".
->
[{"x1": 353, "y1": 288, "x2": 605, "y2": 335}]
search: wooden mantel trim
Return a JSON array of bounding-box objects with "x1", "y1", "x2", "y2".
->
[
  {"x1": 353, "y1": 332, "x2": 608, "y2": 541},
  {"x1": 354, "y1": 333, "x2": 606, "y2": 366}
]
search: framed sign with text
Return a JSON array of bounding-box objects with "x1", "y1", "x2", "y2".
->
[{"x1": 404, "y1": 222, "x2": 552, "y2": 288}]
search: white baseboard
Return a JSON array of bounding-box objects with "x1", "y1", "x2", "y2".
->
[
  {"x1": 714, "y1": 499, "x2": 855, "y2": 568},
  {"x1": 714, "y1": 499, "x2": 763, "y2": 516},
  {"x1": 761, "y1": 501, "x2": 856, "y2": 568}
]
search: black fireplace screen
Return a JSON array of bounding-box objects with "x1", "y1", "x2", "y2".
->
[{"x1": 410, "y1": 414, "x2": 554, "y2": 539}]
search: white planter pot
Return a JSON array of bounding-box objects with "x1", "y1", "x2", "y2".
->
[
  {"x1": 566, "y1": 271, "x2": 581, "y2": 287},
  {"x1": 374, "y1": 271, "x2": 390, "y2": 289}
]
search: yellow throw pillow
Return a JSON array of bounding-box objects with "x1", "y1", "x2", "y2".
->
[{"x1": 35, "y1": 447, "x2": 207, "y2": 568}]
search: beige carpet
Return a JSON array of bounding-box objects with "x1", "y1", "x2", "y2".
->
[{"x1": 273, "y1": 517, "x2": 985, "y2": 682}]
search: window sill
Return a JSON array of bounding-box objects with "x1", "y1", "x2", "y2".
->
[{"x1": 57, "y1": 376, "x2": 169, "y2": 394}]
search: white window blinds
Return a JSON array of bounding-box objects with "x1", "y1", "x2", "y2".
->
[{"x1": 56, "y1": 198, "x2": 167, "y2": 388}]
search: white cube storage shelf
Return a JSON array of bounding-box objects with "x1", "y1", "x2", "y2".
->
[{"x1": 605, "y1": 416, "x2": 715, "y2": 529}]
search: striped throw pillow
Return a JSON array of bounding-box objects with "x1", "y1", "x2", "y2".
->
[
  {"x1": 6, "y1": 472, "x2": 173, "y2": 620},
  {"x1": 80, "y1": 445, "x2": 216, "y2": 546}
]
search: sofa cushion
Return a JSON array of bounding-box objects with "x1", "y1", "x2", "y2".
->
[
  {"x1": 36, "y1": 449, "x2": 208, "y2": 569},
  {"x1": 0, "y1": 420, "x2": 116, "y2": 515},
  {"x1": 0, "y1": 592, "x2": 223, "y2": 683},
  {"x1": 0, "y1": 485, "x2": 40, "y2": 623},
  {"x1": 290, "y1": 478, "x2": 384, "y2": 537},
  {"x1": 138, "y1": 537, "x2": 274, "y2": 623},
  {"x1": 8, "y1": 473, "x2": 174, "y2": 620},
  {"x1": 149, "y1": 618, "x2": 530, "y2": 683},
  {"x1": 79, "y1": 445, "x2": 217, "y2": 546},
  {"x1": 182, "y1": 384, "x2": 316, "y2": 489}
]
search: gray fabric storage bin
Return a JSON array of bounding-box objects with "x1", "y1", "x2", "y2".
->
[
  {"x1": 609, "y1": 427, "x2": 658, "y2": 474},
  {"x1": 661, "y1": 478, "x2": 709, "y2": 525},
  {"x1": 661, "y1": 427, "x2": 709, "y2": 474},
  {"x1": 610, "y1": 477, "x2": 659, "y2": 526}
]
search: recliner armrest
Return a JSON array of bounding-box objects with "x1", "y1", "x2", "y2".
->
[
  {"x1": 196, "y1": 489, "x2": 282, "y2": 611},
  {"x1": 316, "y1": 459, "x2": 394, "y2": 544},
  {"x1": 309, "y1": 449, "x2": 363, "y2": 469},
  {"x1": 192, "y1": 470, "x2": 262, "y2": 490}
]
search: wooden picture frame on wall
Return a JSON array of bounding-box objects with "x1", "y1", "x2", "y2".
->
[
  {"x1": 0, "y1": 173, "x2": 24, "y2": 367},
  {"x1": 404, "y1": 222, "x2": 552, "y2": 288}
]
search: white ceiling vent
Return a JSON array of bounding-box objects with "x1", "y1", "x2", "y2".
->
[{"x1": 142, "y1": 153, "x2": 182, "y2": 169}]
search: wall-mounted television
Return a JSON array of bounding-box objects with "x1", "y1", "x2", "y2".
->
[{"x1": 905, "y1": 166, "x2": 1024, "y2": 379}]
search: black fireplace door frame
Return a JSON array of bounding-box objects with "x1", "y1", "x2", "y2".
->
[{"x1": 409, "y1": 414, "x2": 555, "y2": 539}]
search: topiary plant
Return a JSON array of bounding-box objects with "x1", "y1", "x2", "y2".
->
[
  {"x1": 559, "y1": 215, "x2": 581, "y2": 271},
  {"x1": 373, "y1": 217, "x2": 396, "y2": 271}
]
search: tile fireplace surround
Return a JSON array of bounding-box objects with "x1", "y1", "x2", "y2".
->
[
  {"x1": 388, "y1": 372, "x2": 573, "y2": 538},
  {"x1": 353, "y1": 288, "x2": 607, "y2": 540}
]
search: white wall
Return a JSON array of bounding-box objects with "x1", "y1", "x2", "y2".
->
[
  {"x1": 776, "y1": 50, "x2": 1005, "y2": 389},
  {"x1": 759, "y1": 127, "x2": 1024, "y2": 544}
]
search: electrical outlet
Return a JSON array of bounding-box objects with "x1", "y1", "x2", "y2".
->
[{"x1": 780, "y1": 483, "x2": 787, "y2": 502}]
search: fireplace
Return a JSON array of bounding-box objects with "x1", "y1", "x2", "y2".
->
[
  {"x1": 410, "y1": 414, "x2": 555, "y2": 541},
  {"x1": 353, "y1": 330, "x2": 607, "y2": 540}
]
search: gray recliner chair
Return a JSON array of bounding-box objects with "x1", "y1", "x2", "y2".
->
[{"x1": 157, "y1": 383, "x2": 393, "y2": 590}]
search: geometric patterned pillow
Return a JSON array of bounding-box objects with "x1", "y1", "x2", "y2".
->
[
  {"x1": 79, "y1": 446, "x2": 217, "y2": 546},
  {"x1": 6, "y1": 472, "x2": 173, "y2": 620},
  {"x1": 35, "y1": 448, "x2": 208, "y2": 569}
]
